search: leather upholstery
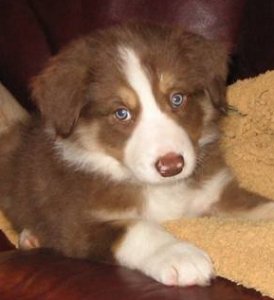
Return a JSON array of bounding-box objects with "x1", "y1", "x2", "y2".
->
[
  {"x1": 236, "y1": 0, "x2": 274, "y2": 79},
  {"x1": 0, "y1": 0, "x2": 247, "y2": 110},
  {"x1": 0, "y1": 231, "x2": 15, "y2": 252},
  {"x1": 0, "y1": 245, "x2": 271, "y2": 300}
]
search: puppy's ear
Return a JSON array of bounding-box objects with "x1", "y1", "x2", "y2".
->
[
  {"x1": 204, "y1": 41, "x2": 228, "y2": 115},
  {"x1": 207, "y1": 76, "x2": 227, "y2": 114},
  {"x1": 31, "y1": 39, "x2": 91, "y2": 137},
  {"x1": 179, "y1": 30, "x2": 228, "y2": 115}
]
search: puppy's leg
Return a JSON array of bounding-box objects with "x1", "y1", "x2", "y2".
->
[
  {"x1": 215, "y1": 180, "x2": 274, "y2": 220},
  {"x1": 67, "y1": 220, "x2": 214, "y2": 287}
]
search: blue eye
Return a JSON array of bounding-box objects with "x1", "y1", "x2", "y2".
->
[
  {"x1": 114, "y1": 107, "x2": 132, "y2": 121},
  {"x1": 170, "y1": 93, "x2": 187, "y2": 108}
]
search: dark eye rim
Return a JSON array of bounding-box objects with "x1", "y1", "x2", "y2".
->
[
  {"x1": 114, "y1": 107, "x2": 132, "y2": 121},
  {"x1": 169, "y1": 92, "x2": 188, "y2": 108}
]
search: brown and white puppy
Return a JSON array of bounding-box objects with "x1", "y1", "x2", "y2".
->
[{"x1": 0, "y1": 23, "x2": 273, "y2": 287}]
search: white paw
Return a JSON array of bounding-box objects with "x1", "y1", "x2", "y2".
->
[
  {"x1": 141, "y1": 242, "x2": 215, "y2": 286},
  {"x1": 18, "y1": 229, "x2": 40, "y2": 250}
]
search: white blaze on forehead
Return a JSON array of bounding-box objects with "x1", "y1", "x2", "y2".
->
[
  {"x1": 119, "y1": 46, "x2": 196, "y2": 184},
  {"x1": 119, "y1": 47, "x2": 157, "y2": 115}
]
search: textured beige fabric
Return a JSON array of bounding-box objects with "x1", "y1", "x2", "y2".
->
[
  {"x1": 0, "y1": 83, "x2": 29, "y2": 135},
  {"x1": 164, "y1": 217, "x2": 274, "y2": 297},
  {"x1": 221, "y1": 70, "x2": 274, "y2": 200}
]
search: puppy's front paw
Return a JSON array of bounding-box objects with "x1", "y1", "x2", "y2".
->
[{"x1": 142, "y1": 242, "x2": 215, "y2": 287}]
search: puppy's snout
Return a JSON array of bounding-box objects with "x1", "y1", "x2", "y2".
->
[{"x1": 155, "y1": 152, "x2": 184, "y2": 177}]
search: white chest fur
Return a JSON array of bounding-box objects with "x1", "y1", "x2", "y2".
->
[{"x1": 143, "y1": 169, "x2": 232, "y2": 222}]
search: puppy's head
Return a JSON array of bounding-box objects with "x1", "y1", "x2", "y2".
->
[{"x1": 31, "y1": 24, "x2": 228, "y2": 184}]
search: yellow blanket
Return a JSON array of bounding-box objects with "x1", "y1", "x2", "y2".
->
[{"x1": 1, "y1": 71, "x2": 274, "y2": 296}]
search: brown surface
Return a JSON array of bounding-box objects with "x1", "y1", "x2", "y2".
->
[
  {"x1": 0, "y1": 249, "x2": 271, "y2": 300},
  {"x1": 0, "y1": 231, "x2": 272, "y2": 300},
  {"x1": 0, "y1": 230, "x2": 15, "y2": 252},
  {"x1": 0, "y1": 0, "x2": 246, "y2": 110},
  {"x1": 236, "y1": 0, "x2": 274, "y2": 79}
]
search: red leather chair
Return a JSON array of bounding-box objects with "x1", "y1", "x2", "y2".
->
[{"x1": 0, "y1": 1, "x2": 273, "y2": 299}]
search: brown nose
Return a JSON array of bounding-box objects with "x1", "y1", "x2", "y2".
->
[{"x1": 155, "y1": 152, "x2": 184, "y2": 177}]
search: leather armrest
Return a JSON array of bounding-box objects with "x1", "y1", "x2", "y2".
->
[{"x1": 0, "y1": 249, "x2": 270, "y2": 300}]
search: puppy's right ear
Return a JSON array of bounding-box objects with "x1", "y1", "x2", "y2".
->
[{"x1": 31, "y1": 39, "x2": 91, "y2": 137}]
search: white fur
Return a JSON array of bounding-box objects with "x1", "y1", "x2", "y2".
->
[
  {"x1": 55, "y1": 139, "x2": 128, "y2": 180},
  {"x1": 144, "y1": 168, "x2": 233, "y2": 222},
  {"x1": 92, "y1": 209, "x2": 138, "y2": 222},
  {"x1": 198, "y1": 127, "x2": 220, "y2": 147},
  {"x1": 18, "y1": 229, "x2": 39, "y2": 250},
  {"x1": 115, "y1": 221, "x2": 214, "y2": 286},
  {"x1": 119, "y1": 47, "x2": 196, "y2": 184},
  {"x1": 54, "y1": 123, "x2": 131, "y2": 181}
]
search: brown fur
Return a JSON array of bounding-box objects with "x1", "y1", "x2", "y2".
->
[
  {"x1": 215, "y1": 181, "x2": 270, "y2": 213},
  {"x1": 0, "y1": 23, "x2": 271, "y2": 264}
]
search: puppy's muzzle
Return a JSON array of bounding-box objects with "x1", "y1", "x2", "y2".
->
[{"x1": 155, "y1": 152, "x2": 184, "y2": 177}]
